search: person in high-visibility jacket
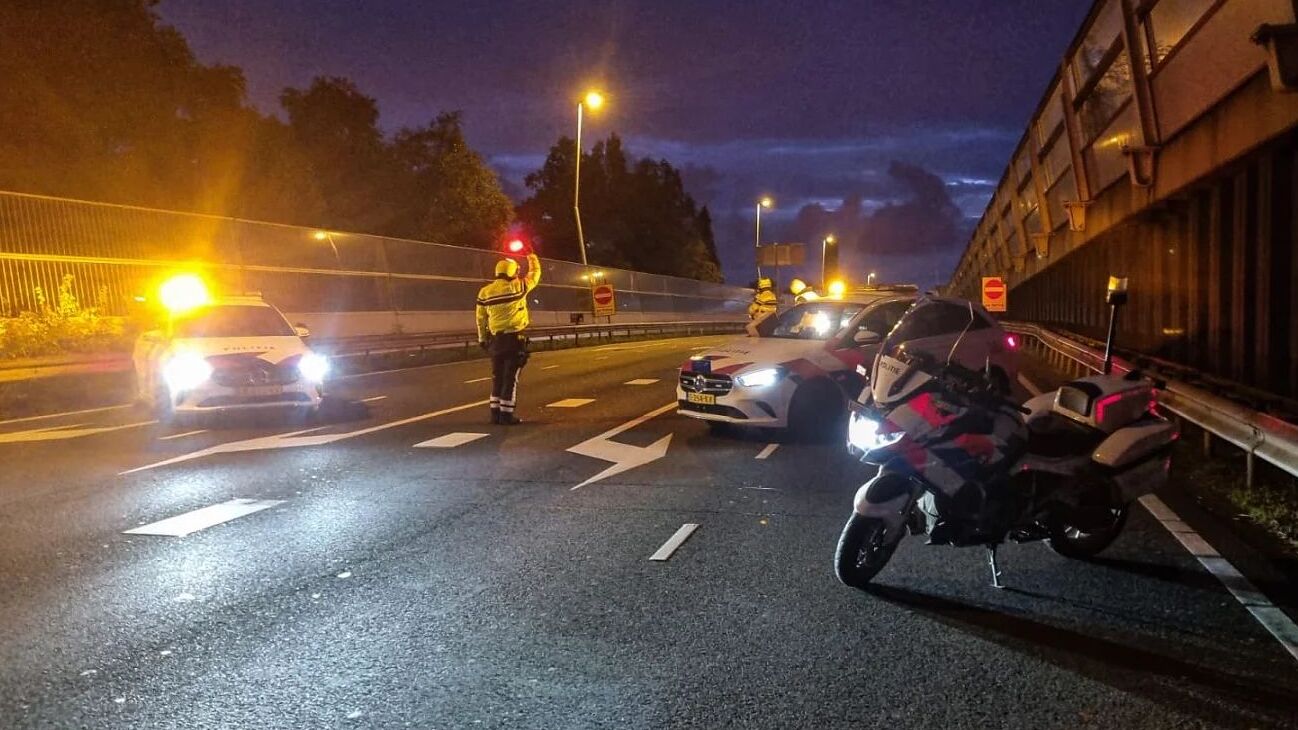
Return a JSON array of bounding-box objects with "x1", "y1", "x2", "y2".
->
[
  {"x1": 748, "y1": 277, "x2": 777, "y2": 320},
  {"x1": 789, "y1": 278, "x2": 820, "y2": 304},
  {"x1": 476, "y1": 252, "x2": 541, "y2": 425}
]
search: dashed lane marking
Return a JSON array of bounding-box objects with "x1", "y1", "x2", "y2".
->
[
  {"x1": 120, "y1": 400, "x2": 490, "y2": 474},
  {"x1": 649, "y1": 523, "x2": 700, "y2": 561},
  {"x1": 546, "y1": 398, "x2": 595, "y2": 408},
  {"x1": 360, "y1": 395, "x2": 388, "y2": 403},
  {"x1": 624, "y1": 379, "x2": 659, "y2": 386},
  {"x1": 123, "y1": 498, "x2": 285, "y2": 537},
  {"x1": 0, "y1": 403, "x2": 133, "y2": 426},
  {"x1": 0, "y1": 420, "x2": 156, "y2": 444},
  {"x1": 1017, "y1": 373, "x2": 1043, "y2": 396},
  {"x1": 541, "y1": 365, "x2": 560, "y2": 370},
  {"x1": 1141, "y1": 494, "x2": 1298, "y2": 664},
  {"x1": 755, "y1": 443, "x2": 779, "y2": 460},
  {"x1": 414, "y1": 432, "x2": 489, "y2": 448},
  {"x1": 157, "y1": 430, "x2": 207, "y2": 441},
  {"x1": 464, "y1": 377, "x2": 491, "y2": 384}
]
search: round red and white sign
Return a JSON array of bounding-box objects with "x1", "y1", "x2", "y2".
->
[{"x1": 593, "y1": 285, "x2": 614, "y2": 305}]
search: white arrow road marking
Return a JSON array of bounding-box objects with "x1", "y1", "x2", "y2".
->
[
  {"x1": 755, "y1": 443, "x2": 779, "y2": 460},
  {"x1": 568, "y1": 402, "x2": 675, "y2": 490},
  {"x1": 124, "y1": 498, "x2": 285, "y2": 537},
  {"x1": 120, "y1": 400, "x2": 490, "y2": 474},
  {"x1": 414, "y1": 432, "x2": 489, "y2": 448},
  {"x1": 649, "y1": 523, "x2": 700, "y2": 561},
  {"x1": 1141, "y1": 495, "x2": 1298, "y2": 663},
  {"x1": 624, "y1": 379, "x2": 659, "y2": 386},
  {"x1": 0, "y1": 420, "x2": 155, "y2": 444},
  {"x1": 547, "y1": 398, "x2": 594, "y2": 408}
]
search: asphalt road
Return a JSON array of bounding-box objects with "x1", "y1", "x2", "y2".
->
[{"x1": 1, "y1": 335, "x2": 1295, "y2": 729}]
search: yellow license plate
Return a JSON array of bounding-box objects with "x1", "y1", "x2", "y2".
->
[{"x1": 686, "y1": 392, "x2": 716, "y2": 405}]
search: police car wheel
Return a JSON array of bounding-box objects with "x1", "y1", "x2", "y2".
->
[{"x1": 788, "y1": 380, "x2": 844, "y2": 442}]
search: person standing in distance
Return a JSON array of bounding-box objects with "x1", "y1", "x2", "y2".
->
[
  {"x1": 476, "y1": 246, "x2": 541, "y2": 425},
  {"x1": 748, "y1": 277, "x2": 777, "y2": 320}
]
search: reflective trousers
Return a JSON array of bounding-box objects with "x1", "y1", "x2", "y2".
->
[{"x1": 489, "y1": 332, "x2": 528, "y2": 414}]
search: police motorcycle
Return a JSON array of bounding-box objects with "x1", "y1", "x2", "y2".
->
[{"x1": 834, "y1": 278, "x2": 1178, "y2": 589}]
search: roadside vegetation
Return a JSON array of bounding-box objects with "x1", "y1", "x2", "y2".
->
[
  {"x1": 0, "y1": 276, "x2": 130, "y2": 360},
  {"x1": 1172, "y1": 430, "x2": 1298, "y2": 553}
]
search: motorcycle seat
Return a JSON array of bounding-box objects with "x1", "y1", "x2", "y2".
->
[{"x1": 1026, "y1": 410, "x2": 1105, "y2": 458}]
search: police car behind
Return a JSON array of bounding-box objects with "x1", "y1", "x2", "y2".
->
[
  {"x1": 678, "y1": 293, "x2": 916, "y2": 437},
  {"x1": 134, "y1": 295, "x2": 328, "y2": 423}
]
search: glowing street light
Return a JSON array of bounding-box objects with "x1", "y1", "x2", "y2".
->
[
  {"x1": 312, "y1": 230, "x2": 339, "y2": 260},
  {"x1": 574, "y1": 89, "x2": 606, "y2": 269},
  {"x1": 867, "y1": 271, "x2": 877, "y2": 286},
  {"x1": 754, "y1": 197, "x2": 773, "y2": 278},
  {"x1": 821, "y1": 234, "x2": 836, "y2": 289}
]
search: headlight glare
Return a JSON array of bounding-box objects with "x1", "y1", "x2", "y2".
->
[
  {"x1": 162, "y1": 352, "x2": 212, "y2": 392},
  {"x1": 848, "y1": 412, "x2": 904, "y2": 451},
  {"x1": 298, "y1": 352, "x2": 330, "y2": 383},
  {"x1": 735, "y1": 367, "x2": 783, "y2": 388}
]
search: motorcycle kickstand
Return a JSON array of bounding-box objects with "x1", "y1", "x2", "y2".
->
[{"x1": 986, "y1": 545, "x2": 1004, "y2": 589}]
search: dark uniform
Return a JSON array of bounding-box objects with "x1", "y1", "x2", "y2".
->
[{"x1": 476, "y1": 253, "x2": 541, "y2": 424}]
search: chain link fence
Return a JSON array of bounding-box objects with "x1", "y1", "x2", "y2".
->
[{"x1": 0, "y1": 190, "x2": 751, "y2": 337}]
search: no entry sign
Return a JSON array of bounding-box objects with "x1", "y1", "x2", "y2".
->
[
  {"x1": 592, "y1": 283, "x2": 616, "y2": 316},
  {"x1": 981, "y1": 276, "x2": 1007, "y2": 313}
]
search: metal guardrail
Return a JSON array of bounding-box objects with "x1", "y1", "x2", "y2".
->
[
  {"x1": 0, "y1": 320, "x2": 747, "y2": 383},
  {"x1": 316, "y1": 320, "x2": 746, "y2": 361},
  {"x1": 1006, "y1": 322, "x2": 1298, "y2": 484}
]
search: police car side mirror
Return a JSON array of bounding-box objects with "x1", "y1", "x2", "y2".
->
[
  {"x1": 853, "y1": 329, "x2": 881, "y2": 345},
  {"x1": 294, "y1": 323, "x2": 311, "y2": 339}
]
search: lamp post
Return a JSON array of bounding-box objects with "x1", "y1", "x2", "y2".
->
[
  {"x1": 754, "y1": 197, "x2": 772, "y2": 279},
  {"x1": 867, "y1": 271, "x2": 877, "y2": 286},
  {"x1": 574, "y1": 90, "x2": 604, "y2": 269},
  {"x1": 821, "y1": 234, "x2": 835, "y2": 289}
]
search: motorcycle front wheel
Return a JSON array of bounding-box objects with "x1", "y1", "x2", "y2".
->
[
  {"x1": 835, "y1": 514, "x2": 900, "y2": 588},
  {"x1": 1047, "y1": 505, "x2": 1129, "y2": 559}
]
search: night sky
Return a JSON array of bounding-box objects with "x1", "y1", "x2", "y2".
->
[{"x1": 158, "y1": 0, "x2": 1090, "y2": 287}]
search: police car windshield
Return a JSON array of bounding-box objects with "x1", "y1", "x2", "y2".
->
[
  {"x1": 173, "y1": 305, "x2": 295, "y2": 338},
  {"x1": 763, "y1": 303, "x2": 863, "y2": 340}
]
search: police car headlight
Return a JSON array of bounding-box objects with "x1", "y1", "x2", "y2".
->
[
  {"x1": 298, "y1": 352, "x2": 330, "y2": 383},
  {"x1": 848, "y1": 412, "x2": 904, "y2": 451},
  {"x1": 162, "y1": 352, "x2": 212, "y2": 392},
  {"x1": 735, "y1": 367, "x2": 784, "y2": 388}
]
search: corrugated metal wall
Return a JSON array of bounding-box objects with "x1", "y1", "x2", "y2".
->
[{"x1": 1009, "y1": 133, "x2": 1298, "y2": 399}]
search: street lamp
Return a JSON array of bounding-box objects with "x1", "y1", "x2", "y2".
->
[
  {"x1": 313, "y1": 230, "x2": 339, "y2": 261},
  {"x1": 867, "y1": 271, "x2": 877, "y2": 286},
  {"x1": 821, "y1": 234, "x2": 835, "y2": 289},
  {"x1": 574, "y1": 90, "x2": 605, "y2": 269},
  {"x1": 754, "y1": 197, "x2": 773, "y2": 278}
]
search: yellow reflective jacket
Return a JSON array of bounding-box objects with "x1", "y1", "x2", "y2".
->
[
  {"x1": 476, "y1": 253, "x2": 541, "y2": 341},
  {"x1": 748, "y1": 288, "x2": 777, "y2": 319}
]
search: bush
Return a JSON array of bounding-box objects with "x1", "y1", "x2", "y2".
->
[{"x1": 0, "y1": 275, "x2": 131, "y2": 359}]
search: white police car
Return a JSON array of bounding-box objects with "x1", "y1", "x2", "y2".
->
[{"x1": 133, "y1": 294, "x2": 329, "y2": 423}]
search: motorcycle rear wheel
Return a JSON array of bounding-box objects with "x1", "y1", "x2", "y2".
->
[
  {"x1": 835, "y1": 514, "x2": 900, "y2": 588},
  {"x1": 1047, "y1": 505, "x2": 1129, "y2": 559}
]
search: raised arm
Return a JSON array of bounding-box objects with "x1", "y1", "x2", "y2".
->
[{"x1": 523, "y1": 252, "x2": 541, "y2": 292}]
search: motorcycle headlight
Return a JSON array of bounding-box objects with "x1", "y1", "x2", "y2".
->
[
  {"x1": 162, "y1": 352, "x2": 212, "y2": 392},
  {"x1": 847, "y1": 411, "x2": 904, "y2": 451},
  {"x1": 735, "y1": 367, "x2": 784, "y2": 388},
  {"x1": 298, "y1": 352, "x2": 330, "y2": 383}
]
